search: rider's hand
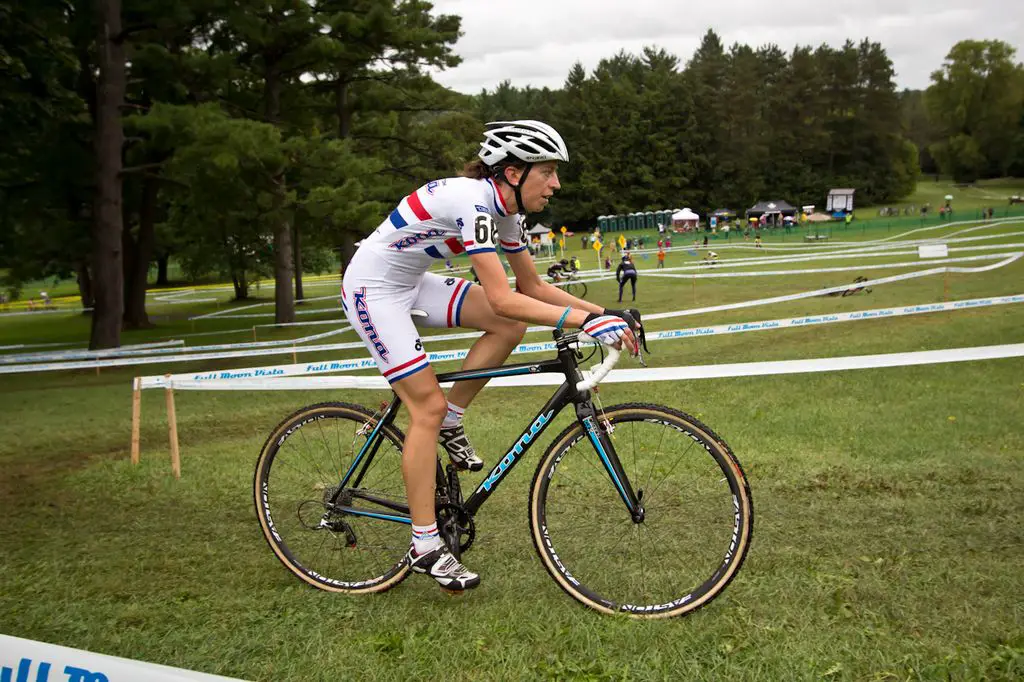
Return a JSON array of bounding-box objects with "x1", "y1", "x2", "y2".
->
[
  {"x1": 602, "y1": 308, "x2": 638, "y2": 332},
  {"x1": 581, "y1": 312, "x2": 639, "y2": 355}
]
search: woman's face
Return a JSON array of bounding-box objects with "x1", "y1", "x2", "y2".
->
[{"x1": 509, "y1": 161, "x2": 560, "y2": 212}]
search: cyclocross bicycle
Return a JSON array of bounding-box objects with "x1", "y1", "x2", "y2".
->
[
  {"x1": 558, "y1": 271, "x2": 588, "y2": 299},
  {"x1": 254, "y1": 324, "x2": 753, "y2": 618}
]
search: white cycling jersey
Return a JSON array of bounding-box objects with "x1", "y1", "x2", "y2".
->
[
  {"x1": 342, "y1": 175, "x2": 531, "y2": 384},
  {"x1": 355, "y1": 176, "x2": 528, "y2": 287}
]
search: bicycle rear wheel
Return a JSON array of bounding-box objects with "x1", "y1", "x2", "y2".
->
[
  {"x1": 254, "y1": 402, "x2": 412, "y2": 593},
  {"x1": 565, "y1": 281, "x2": 588, "y2": 299},
  {"x1": 529, "y1": 403, "x2": 753, "y2": 618}
]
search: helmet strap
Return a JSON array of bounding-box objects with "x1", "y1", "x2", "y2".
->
[{"x1": 500, "y1": 163, "x2": 534, "y2": 215}]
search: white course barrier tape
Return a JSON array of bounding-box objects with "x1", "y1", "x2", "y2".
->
[
  {"x1": 6, "y1": 246, "x2": 1020, "y2": 375},
  {"x1": 1, "y1": 339, "x2": 181, "y2": 354},
  {"x1": 643, "y1": 252, "x2": 1021, "y2": 279},
  {"x1": 0, "y1": 308, "x2": 85, "y2": 318},
  {"x1": 135, "y1": 293, "x2": 1024, "y2": 388},
  {"x1": 141, "y1": 343, "x2": 1024, "y2": 391},
  {"x1": 188, "y1": 293, "x2": 341, "y2": 321},
  {"x1": 632, "y1": 239, "x2": 1024, "y2": 275},
  {"x1": 874, "y1": 217, "x2": 1022, "y2": 242},
  {"x1": 645, "y1": 253, "x2": 1023, "y2": 321},
  {"x1": 190, "y1": 307, "x2": 342, "y2": 320},
  {"x1": 0, "y1": 339, "x2": 186, "y2": 365},
  {"x1": 0, "y1": 634, "x2": 247, "y2": 682},
  {"x1": 253, "y1": 319, "x2": 351, "y2": 330},
  {"x1": 0, "y1": 327, "x2": 350, "y2": 365},
  {"x1": 0, "y1": 342, "x2": 78, "y2": 351}
]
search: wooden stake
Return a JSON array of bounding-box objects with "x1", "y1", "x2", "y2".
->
[
  {"x1": 165, "y1": 375, "x2": 181, "y2": 479},
  {"x1": 130, "y1": 377, "x2": 142, "y2": 465},
  {"x1": 252, "y1": 326, "x2": 257, "y2": 342},
  {"x1": 292, "y1": 346, "x2": 297, "y2": 364}
]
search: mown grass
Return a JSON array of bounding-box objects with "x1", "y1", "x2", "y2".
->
[{"x1": 1, "y1": 222, "x2": 1023, "y2": 681}]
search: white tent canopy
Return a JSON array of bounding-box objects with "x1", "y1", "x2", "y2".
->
[
  {"x1": 527, "y1": 224, "x2": 551, "y2": 235},
  {"x1": 672, "y1": 208, "x2": 699, "y2": 221}
]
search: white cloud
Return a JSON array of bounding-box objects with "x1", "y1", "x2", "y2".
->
[{"x1": 428, "y1": 0, "x2": 1024, "y2": 92}]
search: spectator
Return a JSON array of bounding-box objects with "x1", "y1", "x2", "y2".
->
[
  {"x1": 657, "y1": 248, "x2": 666, "y2": 269},
  {"x1": 616, "y1": 254, "x2": 638, "y2": 303},
  {"x1": 754, "y1": 234, "x2": 762, "y2": 248},
  {"x1": 702, "y1": 235, "x2": 708, "y2": 247},
  {"x1": 603, "y1": 256, "x2": 611, "y2": 270}
]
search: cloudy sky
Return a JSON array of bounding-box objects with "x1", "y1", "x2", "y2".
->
[{"x1": 428, "y1": 0, "x2": 1023, "y2": 93}]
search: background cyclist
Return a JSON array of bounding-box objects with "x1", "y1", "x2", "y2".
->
[
  {"x1": 340, "y1": 120, "x2": 638, "y2": 591},
  {"x1": 546, "y1": 258, "x2": 571, "y2": 282}
]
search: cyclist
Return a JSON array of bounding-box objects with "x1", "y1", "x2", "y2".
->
[
  {"x1": 546, "y1": 258, "x2": 570, "y2": 283},
  {"x1": 340, "y1": 120, "x2": 638, "y2": 591}
]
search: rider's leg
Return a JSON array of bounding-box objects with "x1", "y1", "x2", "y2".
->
[
  {"x1": 444, "y1": 284, "x2": 527, "y2": 410},
  {"x1": 389, "y1": 370, "x2": 481, "y2": 589},
  {"x1": 389, "y1": 368, "x2": 447, "y2": 528}
]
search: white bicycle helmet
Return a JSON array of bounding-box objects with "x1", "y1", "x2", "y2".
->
[{"x1": 478, "y1": 120, "x2": 569, "y2": 166}]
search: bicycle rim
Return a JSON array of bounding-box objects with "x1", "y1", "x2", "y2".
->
[
  {"x1": 254, "y1": 402, "x2": 411, "y2": 593},
  {"x1": 529, "y1": 403, "x2": 753, "y2": 618}
]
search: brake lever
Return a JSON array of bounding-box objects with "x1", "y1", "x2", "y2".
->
[{"x1": 626, "y1": 308, "x2": 652, "y2": 357}]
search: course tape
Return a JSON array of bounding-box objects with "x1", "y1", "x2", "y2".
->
[
  {"x1": 0, "y1": 634, "x2": 247, "y2": 682},
  {"x1": 141, "y1": 343, "x2": 1024, "y2": 391},
  {"x1": 644, "y1": 254, "x2": 1022, "y2": 321},
  {"x1": 0, "y1": 339, "x2": 186, "y2": 365},
  {"x1": 189, "y1": 293, "x2": 341, "y2": 320},
  {"x1": 0, "y1": 327, "x2": 347, "y2": 365},
  {"x1": 135, "y1": 294, "x2": 1024, "y2": 388},
  {"x1": 6, "y1": 254, "x2": 1020, "y2": 376},
  {"x1": 634, "y1": 239, "x2": 1024, "y2": 275},
  {"x1": 643, "y1": 252, "x2": 1021, "y2": 280}
]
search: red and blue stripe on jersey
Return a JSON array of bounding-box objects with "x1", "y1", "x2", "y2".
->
[{"x1": 387, "y1": 189, "x2": 474, "y2": 258}]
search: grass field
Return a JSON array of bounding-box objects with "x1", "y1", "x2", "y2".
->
[{"x1": 1, "y1": 219, "x2": 1023, "y2": 680}]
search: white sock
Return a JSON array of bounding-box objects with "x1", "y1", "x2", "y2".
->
[
  {"x1": 441, "y1": 401, "x2": 465, "y2": 429},
  {"x1": 412, "y1": 522, "x2": 442, "y2": 554}
]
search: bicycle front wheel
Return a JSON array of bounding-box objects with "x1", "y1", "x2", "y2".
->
[
  {"x1": 529, "y1": 403, "x2": 753, "y2": 618},
  {"x1": 254, "y1": 402, "x2": 412, "y2": 593}
]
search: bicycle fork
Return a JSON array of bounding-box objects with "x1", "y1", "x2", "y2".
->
[{"x1": 575, "y1": 400, "x2": 645, "y2": 523}]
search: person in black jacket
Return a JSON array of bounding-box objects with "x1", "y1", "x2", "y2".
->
[{"x1": 616, "y1": 253, "x2": 638, "y2": 302}]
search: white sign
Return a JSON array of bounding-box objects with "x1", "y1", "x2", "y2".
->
[{"x1": 918, "y1": 244, "x2": 950, "y2": 259}]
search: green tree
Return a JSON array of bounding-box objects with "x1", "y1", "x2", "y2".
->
[{"x1": 926, "y1": 40, "x2": 1024, "y2": 180}]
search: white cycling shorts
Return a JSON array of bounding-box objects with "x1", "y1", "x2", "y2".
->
[{"x1": 341, "y1": 267, "x2": 474, "y2": 384}]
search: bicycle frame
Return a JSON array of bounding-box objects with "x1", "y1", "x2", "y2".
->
[{"x1": 331, "y1": 333, "x2": 641, "y2": 525}]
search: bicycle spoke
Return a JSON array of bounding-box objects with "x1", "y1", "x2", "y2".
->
[
  {"x1": 256, "y1": 404, "x2": 412, "y2": 593},
  {"x1": 532, "y1": 405, "x2": 751, "y2": 617}
]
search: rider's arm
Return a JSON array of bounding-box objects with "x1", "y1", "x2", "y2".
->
[
  {"x1": 505, "y1": 249, "x2": 603, "y2": 314},
  {"x1": 470, "y1": 251, "x2": 592, "y2": 327}
]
